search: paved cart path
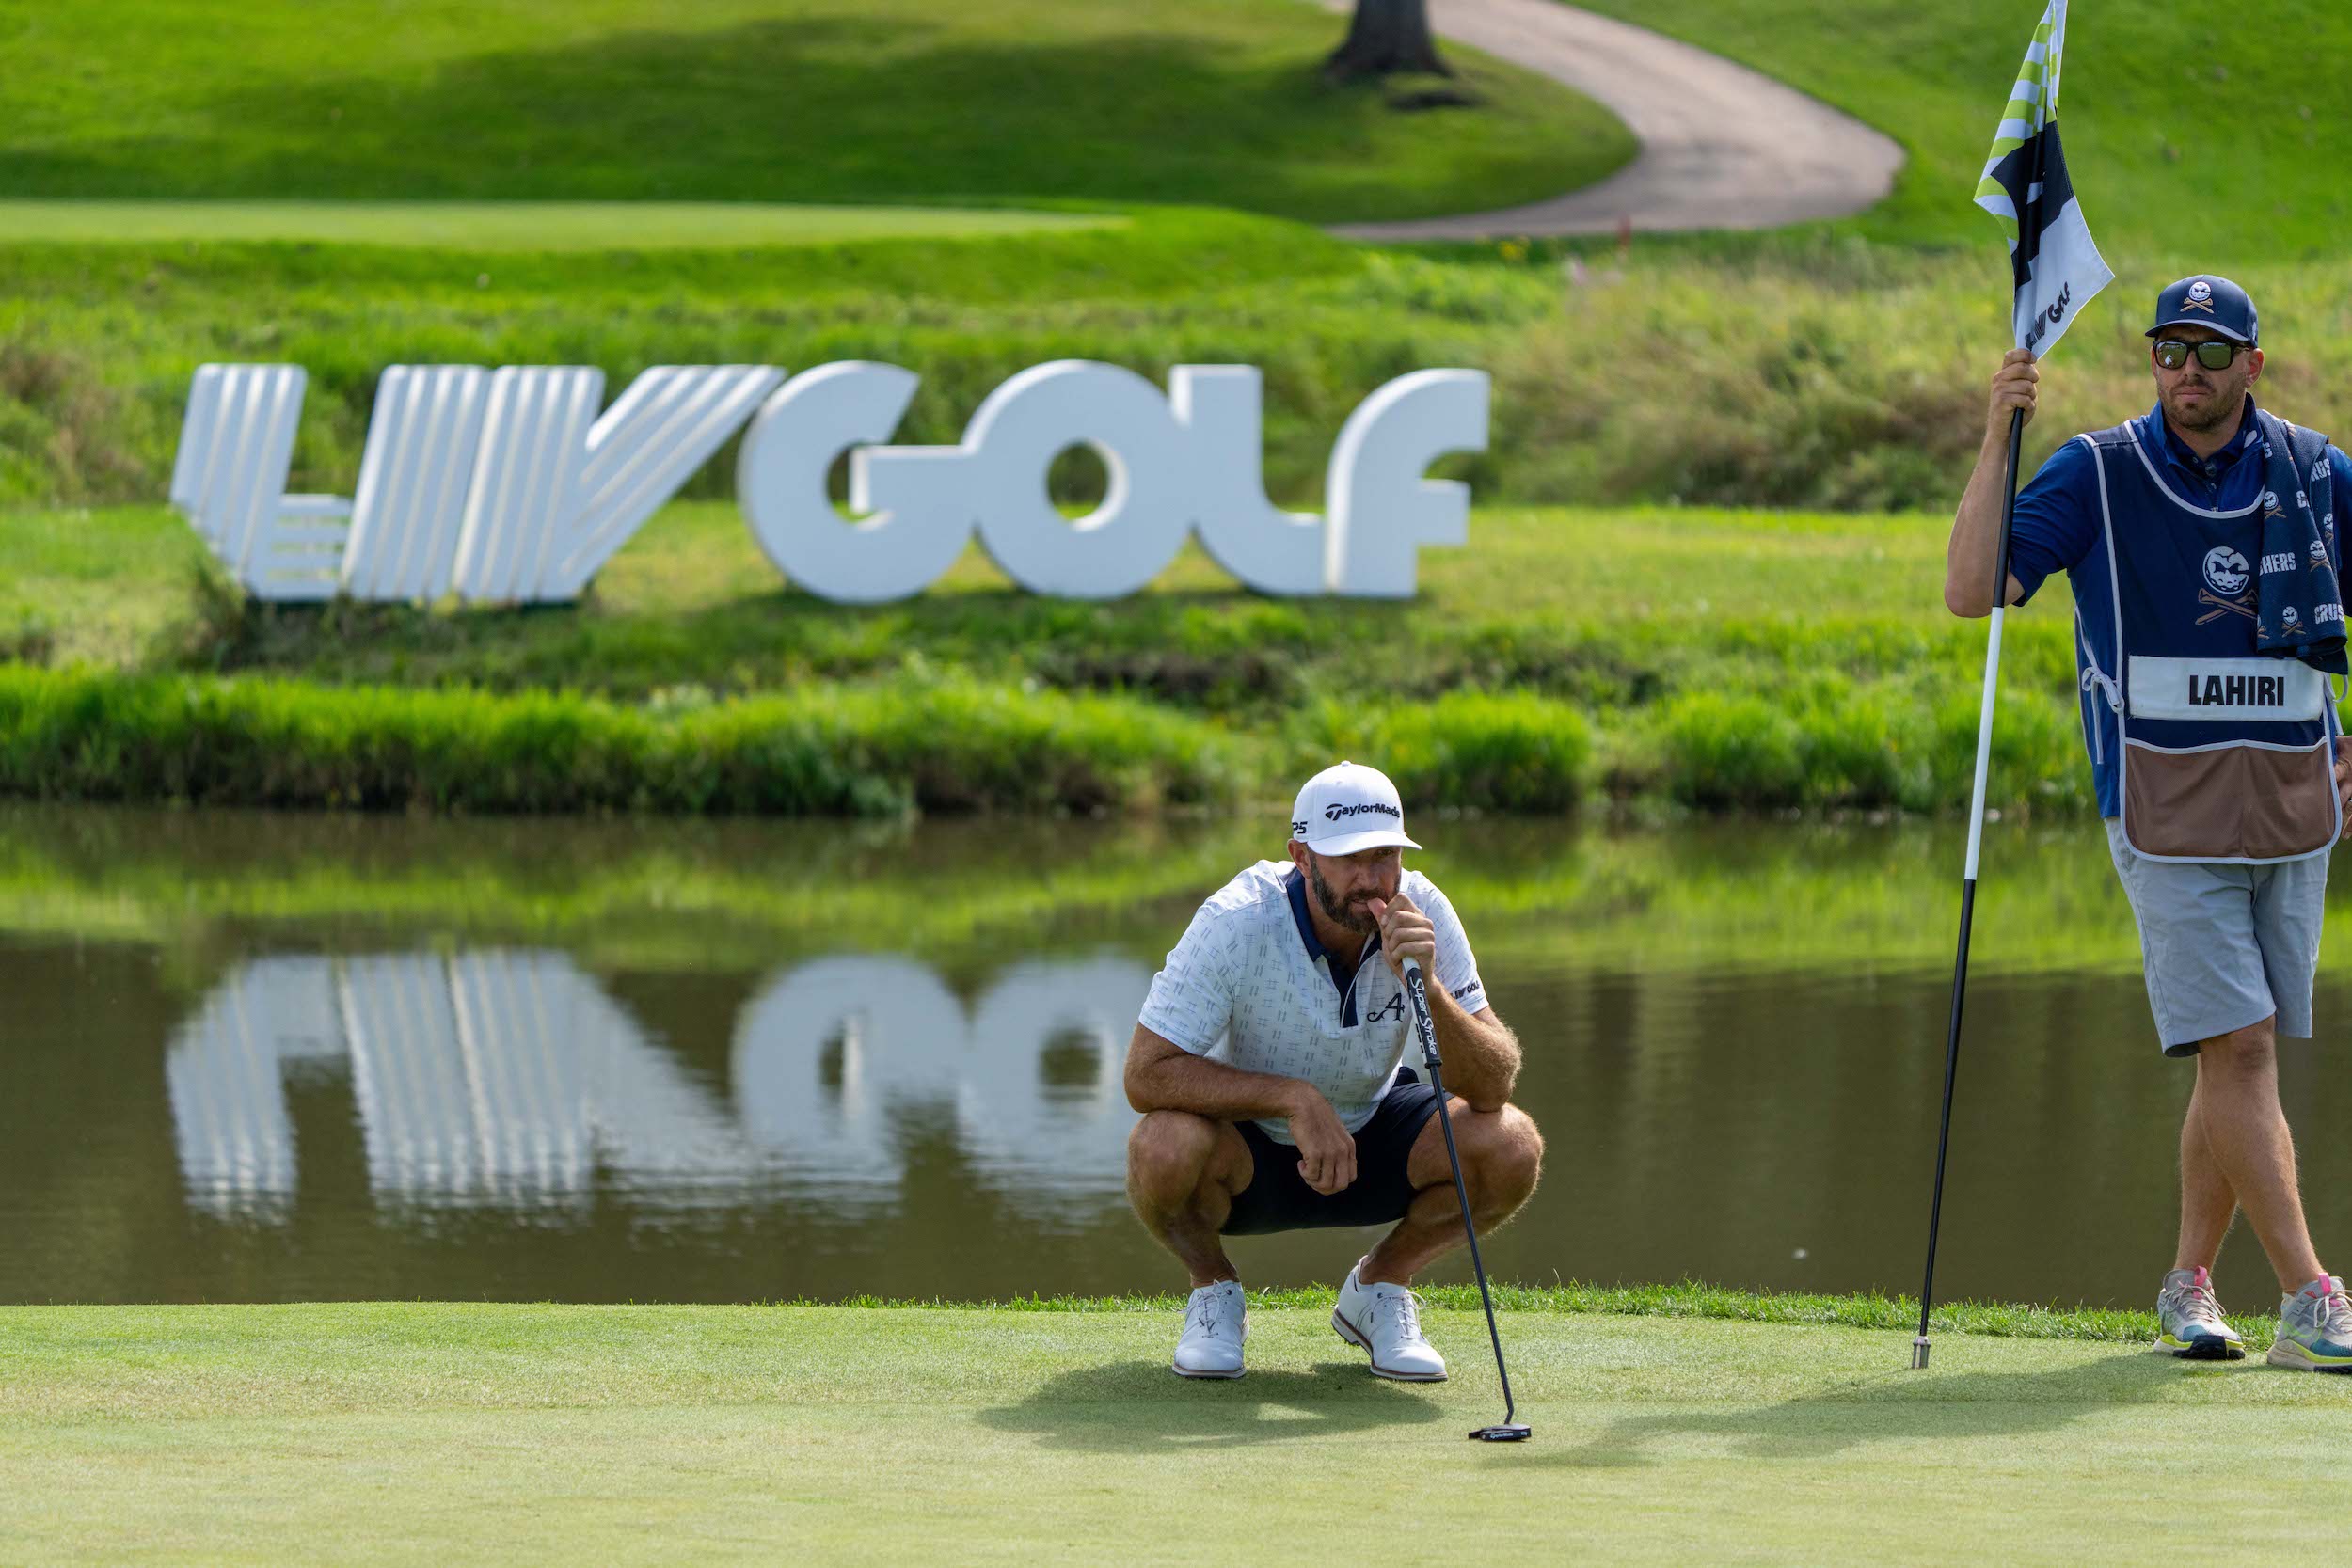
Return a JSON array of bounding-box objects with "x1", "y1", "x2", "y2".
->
[{"x1": 1321, "y1": 0, "x2": 1905, "y2": 240}]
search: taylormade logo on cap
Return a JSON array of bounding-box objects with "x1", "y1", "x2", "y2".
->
[{"x1": 1291, "y1": 761, "x2": 1422, "y2": 856}]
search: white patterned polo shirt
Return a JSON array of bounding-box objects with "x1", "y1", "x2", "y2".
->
[{"x1": 1137, "y1": 860, "x2": 1487, "y2": 1144}]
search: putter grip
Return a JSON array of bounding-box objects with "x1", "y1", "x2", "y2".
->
[{"x1": 1401, "y1": 957, "x2": 1440, "y2": 1069}]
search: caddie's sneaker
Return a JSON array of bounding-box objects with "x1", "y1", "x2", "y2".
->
[
  {"x1": 2267, "y1": 1275, "x2": 2352, "y2": 1372},
  {"x1": 1332, "y1": 1257, "x2": 1447, "y2": 1381},
  {"x1": 1172, "y1": 1279, "x2": 1247, "y2": 1379},
  {"x1": 2154, "y1": 1266, "x2": 2245, "y2": 1360}
]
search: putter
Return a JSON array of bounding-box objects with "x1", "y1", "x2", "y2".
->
[{"x1": 1400, "y1": 956, "x2": 1531, "y2": 1442}]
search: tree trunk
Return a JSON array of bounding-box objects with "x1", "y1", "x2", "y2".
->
[{"x1": 1324, "y1": 0, "x2": 1452, "y2": 83}]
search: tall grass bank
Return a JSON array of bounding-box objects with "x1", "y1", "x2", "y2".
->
[
  {"x1": 0, "y1": 495, "x2": 2135, "y2": 817},
  {"x1": 0, "y1": 667, "x2": 1244, "y2": 816},
  {"x1": 0, "y1": 658, "x2": 2092, "y2": 819}
]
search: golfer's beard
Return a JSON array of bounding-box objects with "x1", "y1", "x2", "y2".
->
[
  {"x1": 2167, "y1": 381, "x2": 2239, "y2": 433},
  {"x1": 1311, "y1": 864, "x2": 1379, "y2": 935}
]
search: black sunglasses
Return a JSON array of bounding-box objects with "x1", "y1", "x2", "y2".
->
[{"x1": 2153, "y1": 339, "x2": 2248, "y2": 371}]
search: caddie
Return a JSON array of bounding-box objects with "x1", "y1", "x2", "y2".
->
[
  {"x1": 1946, "y1": 275, "x2": 2352, "y2": 1370},
  {"x1": 1121, "y1": 760, "x2": 1543, "y2": 1380}
]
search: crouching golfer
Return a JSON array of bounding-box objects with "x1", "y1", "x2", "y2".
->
[
  {"x1": 1946, "y1": 275, "x2": 2352, "y2": 1370},
  {"x1": 1122, "y1": 760, "x2": 1543, "y2": 1380}
]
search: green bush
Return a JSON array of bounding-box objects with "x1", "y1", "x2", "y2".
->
[
  {"x1": 1652, "y1": 692, "x2": 1810, "y2": 808},
  {"x1": 1308, "y1": 689, "x2": 1593, "y2": 811},
  {"x1": 1786, "y1": 683, "x2": 1931, "y2": 810},
  {"x1": 1635, "y1": 657, "x2": 2110, "y2": 816},
  {"x1": 1929, "y1": 682, "x2": 2098, "y2": 818}
]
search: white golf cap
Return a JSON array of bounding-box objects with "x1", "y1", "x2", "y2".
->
[{"x1": 1290, "y1": 760, "x2": 1422, "y2": 857}]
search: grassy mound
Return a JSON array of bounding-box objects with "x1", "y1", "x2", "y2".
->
[
  {"x1": 5, "y1": 2, "x2": 2347, "y2": 514},
  {"x1": 0, "y1": 0, "x2": 1632, "y2": 224},
  {"x1": 7, "y1": 219, "x2": 2350, "y2": 515},
  {"x1": 6, "y1": 1298, "x2": 2345, "y2": 1564}
]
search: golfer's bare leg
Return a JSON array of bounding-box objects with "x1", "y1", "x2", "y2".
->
[
  {"x1": 1359, "y1": 1102, "x2": 1543, "y2": 1285},
  {"x1": 2174, "y1": 1070, "x2": 2238, "y2": 1274},
  {"x1": 2192, "y1": 1017, "x2": 2326, "y2": 1293},
  {"x1": 1126, "y1": 1110, "x2": 1253, "y2": 1289}
]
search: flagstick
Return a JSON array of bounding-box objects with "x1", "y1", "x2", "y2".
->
[{"x1": 1912, "y1": 405, "x2": 2025, "y2": 1371}]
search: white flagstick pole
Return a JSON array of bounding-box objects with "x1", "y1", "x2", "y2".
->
[
  {"x1": 1912, "y1": 405, "x2": 2025, "y2": 1370},
  {"x1": 1917, "y1": 0, "x2": 2107, "y2": 1370}
]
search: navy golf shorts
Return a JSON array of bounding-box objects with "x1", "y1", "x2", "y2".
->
[{"x1": 1219, "y1": 1069, "x2": 1443, "y2": 1236}]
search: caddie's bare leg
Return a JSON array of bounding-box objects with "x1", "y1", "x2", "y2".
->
[
  {"x1": 1125, "y1": 1110, "x2": 1252, "y2": 1289},
  {"x1": 2192, "y1": 1018, "x2": 2325, "y2": 1294},
  {"x1": 2174, "y1": 1070, "x2": 2239, "y2": 1274}
]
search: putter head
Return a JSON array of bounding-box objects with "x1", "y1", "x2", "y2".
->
[{"x1": 1470, "y1": 1424, "x2": 1532, "y2": 1442}]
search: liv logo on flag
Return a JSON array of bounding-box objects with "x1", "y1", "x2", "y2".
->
[
  {"x1": 1973, "y1": 0, "x2": 2112, "y2": 356},
  {"x1": 167, "y1": 360, "x2": 1489, "y2": 605}
]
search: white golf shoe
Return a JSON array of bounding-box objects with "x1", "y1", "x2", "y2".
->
[
  {"x1": 1332, "y1": 1258, "x2": 1447, "y2": 1381},
  {"x1": 1172, "y1": 1279, "x2": 1247, "y2": 1379}
]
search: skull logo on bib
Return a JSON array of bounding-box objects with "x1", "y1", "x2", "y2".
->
[{"x1": 2203, "y1": 546, "x2": 2251, "y2": 597}]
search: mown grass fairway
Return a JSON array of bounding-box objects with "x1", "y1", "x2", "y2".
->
[
  {"x1": 0, "y1": 200, "x2": 1120, "y2": 248},
  {"x1": 4, "y1": 1301, "x2": 2348, "y2": 1564},
  {"x1": 0, "y1": 0, "x2": 1630, "y2": 223}
]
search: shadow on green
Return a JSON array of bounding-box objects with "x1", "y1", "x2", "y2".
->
[
  {"x1": 977, "y1": 1357, "x2": 1447, "y2": 1449},
  {"x1": 1545, "y1": 1351, "x2": 2219, "y2": 1469}
]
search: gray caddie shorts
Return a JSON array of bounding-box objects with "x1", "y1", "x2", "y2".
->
[{"x1": 2105, "y1": 818, "x2": 2328, "y2": 1056}]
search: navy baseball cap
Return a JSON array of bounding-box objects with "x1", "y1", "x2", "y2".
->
[{"x1": 2146, "y1": 275, "x2": 2258, "y2": 344}]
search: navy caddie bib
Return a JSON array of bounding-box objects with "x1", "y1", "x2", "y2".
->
[{"x1": 2076, "y1": 422, "x2": 2340, "y2": 862}]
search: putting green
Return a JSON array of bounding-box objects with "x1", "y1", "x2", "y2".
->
[
  {"x1": 4, "y1": 1302, "x2": 2349, "y2": 1562},
  {"x1": 0, "y1": 200, "x2": 1121, "y2": 250}
]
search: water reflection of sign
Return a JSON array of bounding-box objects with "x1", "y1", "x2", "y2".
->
[
  {"x1": 165, "y1": 950, "x2": 1150, "y2": 1223},
  {"x1": 731, "y1": 955, "x2": 1147, "y2": 1223},
  {"x1": 171, "y1": 360, "x2": 1487, "y2": 604}
]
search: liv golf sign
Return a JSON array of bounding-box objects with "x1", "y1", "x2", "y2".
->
[{"x1": 171, "y1": 360, "x2": 1489, "y2": 603}]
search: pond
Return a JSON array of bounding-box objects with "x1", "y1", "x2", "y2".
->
[{"x1": 6, "y1": 803, "x2": 2348, "y2": 1309}]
